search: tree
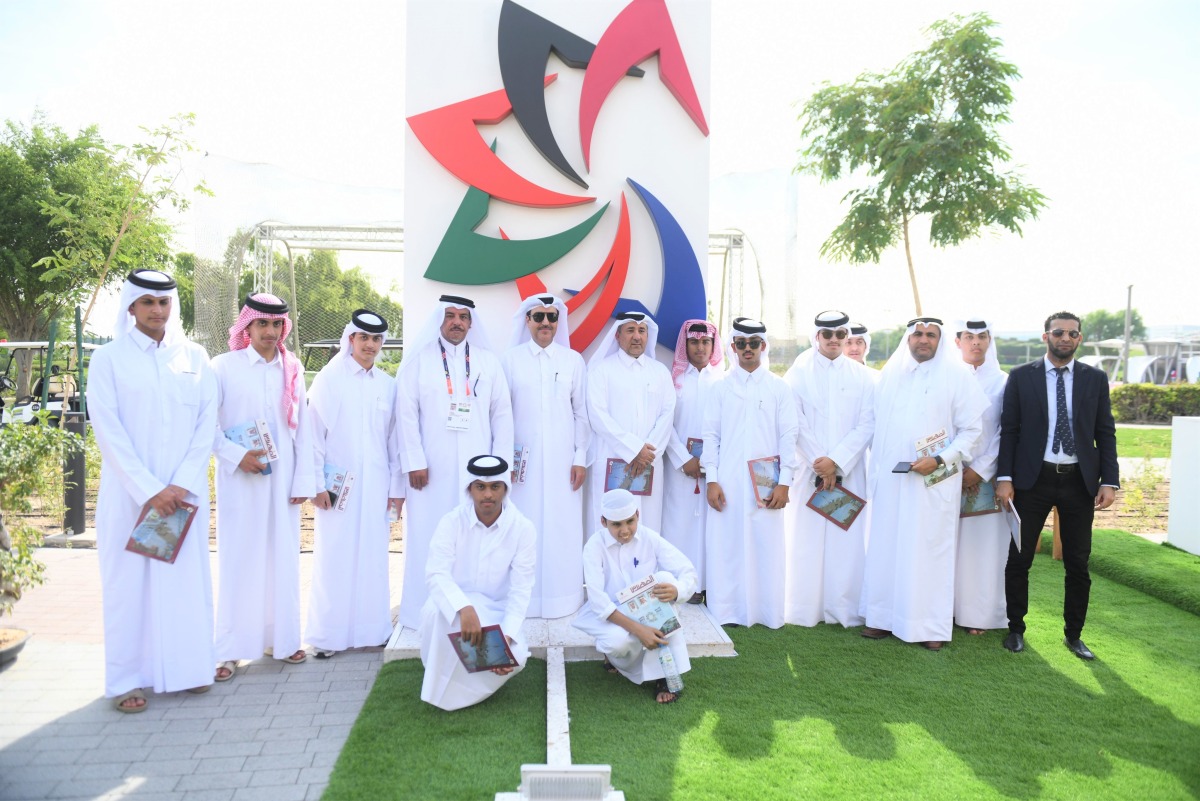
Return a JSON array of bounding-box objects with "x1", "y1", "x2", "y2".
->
[
  {"x1": 796, "y1": 13, "x2": 1047, "y2": 315},
  {"x1": 0, "y1": 113, "x2": 204, "y2": 397},
  {"x1": 1082, "y1": 308, "x2": 1146, "y2": 342}
]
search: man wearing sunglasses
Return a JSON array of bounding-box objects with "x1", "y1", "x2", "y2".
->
[
  {"x1": 996, "y1": 312, "x2": 1119, "y2": 661},
  {"x1": 861, "y1": 317, "x2": 988, "y2": 651},
  {"x1": 500, "y1": 295, "x2": 590, "y2": 619},
  {"x1": 701, "y1": 318, "x2": 799, "y2": 628},
  {"x1": 783, "y1": 311, "x2": 876, "y2": 629}
]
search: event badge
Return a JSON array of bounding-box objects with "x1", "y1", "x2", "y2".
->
[{"x1": 446, "y1": 399, "x2": 473, "y2": 431}]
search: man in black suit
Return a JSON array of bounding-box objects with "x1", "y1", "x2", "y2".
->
[{"x1": 996, "y1": 311, "x2": 1119, "y2": 661}]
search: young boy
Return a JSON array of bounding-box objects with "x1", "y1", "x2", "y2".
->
[{"x1": 572, "y1": 488, "x2": 697, "y2": 704}]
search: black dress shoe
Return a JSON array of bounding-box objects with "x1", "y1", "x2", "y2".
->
[
  {"x1": 1003, "y1": 632, "x2": 1025, "y2": 653},
  {"x1": 1064, "y1": 637, "x2": 1095, "y2": 661}
]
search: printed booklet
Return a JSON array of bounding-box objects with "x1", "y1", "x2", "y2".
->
[
  {"x1": 323, "y1": 464, "x2": 357, "y2": 511},
  {"x1": 616, "y1": 574, "x2": 681, "y2": 636},
  {"x1": 806, "y1": 484, "x2": 867, "y2": 531},
  {"x1": 125, "y1": 501, "x2": 198, "y2": 564},
  {"x1": 447, "y1": 625, "x2": 519, "y2": 673},
  {"x1": 747, "y1": 455, "x2": 781, "y2": 508},
  {"x1": 605, "y1": 458, "x2": 654, "y2": 496},
  {"x1": 223, "y1": 419, "x2": 277, "y2": 475},
  {"x1": 960, "y1": 479, "x2": 1001, "y2": 517},
  {"x1": 915, "y1": 428, "x2": 959, "y2": 488}
]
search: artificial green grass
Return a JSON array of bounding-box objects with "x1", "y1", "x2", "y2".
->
[
  {"x1": 323, "y1": 658, "x2": 546, "y2": 800},
  {"x1": 1039, "y1": 529, "x2": 1200, "y2": 617},
  {"x1": 568, "y1": 557, "x2": 1200, "y2": 800},
  {"x1": 1116, "y1": 426, "x2": 1172, "y2": 458}
]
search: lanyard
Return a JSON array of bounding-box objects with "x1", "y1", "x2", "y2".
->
[{"x1": 438, "y1": 339, "x2": 471, "y2": 397}]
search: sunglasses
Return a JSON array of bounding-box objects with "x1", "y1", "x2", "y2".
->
[
  {"x1": 1048, "y1": 328, "x2": 1081, "y2": 339},
  {"x1": 818, "y1": 329, "x2": 848, "y2": 340},
  {"x1": 732, "y1": 338, "x2": 764, "y2": 350},
  {"x1": 527, "y1": 311, "x2": 559, "y2": 323}
]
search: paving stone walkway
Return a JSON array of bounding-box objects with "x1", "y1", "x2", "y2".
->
[{"x1": 0, "y1": 549, "x2": 404, "y2": 801}]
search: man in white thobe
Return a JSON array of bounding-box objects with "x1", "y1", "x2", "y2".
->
[
  {"x1": 662, "y1": 319, "x2": 723, "y2": 602},
  {"x1": 420, "y1": 455, "x2": 535, "y2": 711},
  {"x1": 784, "y1": 311, "x2": 875, "y2": 627},
  {"x1": 396, "y1": 295, "x2": 514, "y2": 630},
  {"x1": 307, "y1": 310, "x2": 405, "y2": 657},
  {"x1": 500, "y1": 294, "x2": 589, "y2": 619},
  {"x1": 211, "y1": 294, "x2": 318, "y2": 679},
  {"x1": 860, "y1": 317, "x2": 988, "y2": 650},
  {"x1": 953, "y1": 319, "x2": 1010, "y2": 634},
  {"x1": 88, "y1": 270, "x2": 218, "y2": 712},
  {"x1": 572, "y1": 488, "x2": 696, "y2": 704},
  {"x1": 702, "y1": 318, "x2": 800, "y2": 629},
  {"x1": 844, "y1": 322, "x2": 873, "y2": 367},
  {"x1": 586, "y1": 312, "x2": 675, "y2": 532}
]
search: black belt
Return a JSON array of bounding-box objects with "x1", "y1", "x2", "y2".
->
[{"x1": 1042, "y1": 461, "x2": 1077, "y2": 474}]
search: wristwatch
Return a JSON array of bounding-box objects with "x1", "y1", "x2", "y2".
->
[{"x1": 934, "y1": 455, "x2": 945, "y2": 468}]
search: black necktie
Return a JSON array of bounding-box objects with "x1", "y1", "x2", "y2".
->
[{"x1": 1052, "y1": 367, "x2": 1076, "y2": 457}]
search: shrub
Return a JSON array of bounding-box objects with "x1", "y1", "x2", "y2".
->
[
  {"x1": 0, "y1": 414, "x2": 82, "y2": 615},
  {"x1": 1111, "y1": 383, "x2": 1200, "y2": 423}
]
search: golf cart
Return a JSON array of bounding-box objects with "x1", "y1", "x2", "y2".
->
[{"x1": 0, "y1": 341, "x2": 97, "y2": 426}]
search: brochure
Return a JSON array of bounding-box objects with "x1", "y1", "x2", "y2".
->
[
  {"x1": 125, "y1": 501, "x2": 198, "y2": 564},
  {"x1": 915, "y1": 428, "x2": 959, "y2": 488},
  {"x1": 616, "y1": 574, "x2": 681, "y2": 636},
  {"x1": 960, "y1": 479, "x2": 1001, "y2": 517},
  {"x1": 447, "y1": 625, "x2": 519, "y2": 673},
  {"x1": 604, "y1": 458, "x2": 654, "y2": 496},
  {"x1": 686, "y1": 437, "x2": 703, "y2": 459},
  {"x1": 512, "y1": 446, "x2": 530, "y2": 485},
  {"x1": 806, "y1": 484, "x2": 867, "y2": 531},
  {"x1": 747, "y1": 455, "x2": 781, "y2": 508},
  {"x1": 1004, "y1": 498, "x2": 1022, "y2": 552},
  {"x1": 223, "y1": 420, "x2": 274, "y2": 475},
  {"x1": 323, "y1": 463, "x2": 357, "y2": 512}
]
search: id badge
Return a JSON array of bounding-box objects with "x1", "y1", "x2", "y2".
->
[{"x1": 446, "y1": 399, "x2": 473, "y2": 431}]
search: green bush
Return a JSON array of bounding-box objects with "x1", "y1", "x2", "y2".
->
[
  {"x1": 1110, "y1": 383, "x2": 1200, "y2": 423},
  {"x1": 0, "y1": 414, "x2": 82, "y2": 614}
]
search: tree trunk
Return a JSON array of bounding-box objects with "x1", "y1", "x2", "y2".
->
[{"x1": 902, "y1": 214, "x2": 922, "y2": 316}]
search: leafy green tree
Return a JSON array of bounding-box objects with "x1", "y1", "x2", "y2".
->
[
  {"x1": 1082, "y1": 308, "x2": 1146, "y2": 342},
  {"x1": 796, "y1": 13, "x2": 1047, "y2": 315}
]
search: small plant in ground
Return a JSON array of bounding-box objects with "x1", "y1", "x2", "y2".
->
[
  {"x1": 1121, "y1": 458, "x2": 1166, "y2": 532},
  {"x1": 0, "y1": 413, "x2": 82, "y2": 615}
]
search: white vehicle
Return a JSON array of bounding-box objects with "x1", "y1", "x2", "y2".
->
[{"x1": 0, "y1": 341, "x2": 97, "y2": 427}]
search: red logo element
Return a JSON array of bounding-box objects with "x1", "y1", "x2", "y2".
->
[
  {"x1": 408, "y1": 75, "x2": 594, "y2": 208},
  {"x1": 579, "y1": 0, "x2": 709, "y2": 171}
]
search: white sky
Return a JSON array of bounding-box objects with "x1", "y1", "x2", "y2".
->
[{"x1": 2, "y1": 0, "x2": 1197, "y2": 336}]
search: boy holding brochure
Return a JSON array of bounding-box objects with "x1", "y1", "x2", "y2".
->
[
  {"x1": 211, "y1": 294, "x2": 319, "y2": 680},
  {"x1": 572, "y1": 488, "x2": 697, "y2": 704}
]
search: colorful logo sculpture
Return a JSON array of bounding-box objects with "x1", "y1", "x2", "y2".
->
[{"x1": 407, "y1": 0, "x2": 709, "y2": 351}]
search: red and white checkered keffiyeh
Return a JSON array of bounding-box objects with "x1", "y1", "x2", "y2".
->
[
  {"x1": 671, "y1": 319, "x2": 722, "y2": 389},
  {"x1": 227, "y1": 294, "x2": 302, "y2": 430}
]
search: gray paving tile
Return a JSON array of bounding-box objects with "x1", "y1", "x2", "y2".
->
[
  {"x1": 263, "y1": 703, "x2": 326, "y2": 717},
  {"x1": 220, "y1": 704, "x2": 271, "y2": 720},
  {"x1": 176, "y1": 771, "x2": 252, "y2": 791},
  {"x1": 304, "y1": 782, "x2": 328, "y2": 801},
  {"x1": 309, "y1": 751, "x2": 340, "y2": 768},
  {"x1": 242, "y1": 753, "x2": 315, "y2": 772},
  {"x1": 70, "y1": 761, "x2": 131, "y2": 780},
  {"x1": 231, "y1": 683, "x2": 284, "y2": 696},
  {"x1": 207, "y1": 716, "x2": 269, "y2": 733},
  {"x1": 316, "y1": 724, "x2": 353, "y2": 740},
  {"x1": 181, "y1": 790, "x2": 236, "y2": 801},
  {"x1": 27, "y1": 748, "x2": 84, "y2": 766},
  {"x1": 100, "y1": 718, "x2": 169, "y2": 735},
  {"x1": 123, "y1": 757, "x2": 199, "y2": 777},
  {"x1": 77, "y1": 746, "x2": 149, "y2": 765},
  {"x1": 316, "y1": 690, "x2": 368, "y2": 704},
  {"x1": 251, "y1": 727, "x2": 315, "y2": 743},
  {"x1": 247, "y1": 768, "x2": 300, "y2": 786},
  {"x1": 303, "y1": 738, "x2": 344, "y2": 754},
  {"x1": 164, "y1": 705, "x2": 227, "y2": 720},
  {"x1": 310, "y1": 711, "x2": 359, "y2": 726},
  {"x1": 192, "y1": 741, "x2": 264, "y2": 760},
  {"x1": 194, "y1": 756, "x2": 248, "y2": 775},
  {"x1": 296, "y1": 766, "x2": 331, "y2": 784},
  {"x1": 0, "y1": 779, "x2": 60, "y2": 800},
  {"x1": 232, "y1": 786, "x2": 308, "y2": 801},
  {"x1": 164, "y1": 718, "x2": 217, "y2": 734},
  {"x1": 267, "y1": 714, "x2": 314, "y2": 730},
  {"x1": 114, "y1": 775, "x2": 190, "y2": 795},
  {"x1": 326, "y1": 679, "x2": 369, "y2": 692},
  {"x1": 258, "y1": 740, "x2": 309, "y2": 757},
  {"x1": 275, "y1": 683, "x2": 330, "y2": 696},
  {"x1": 148, "y1": 744, "x2": 202, "y2": 761}
]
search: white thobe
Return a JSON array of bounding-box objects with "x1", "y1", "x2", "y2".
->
[
  {"x1": 501, "y1": 339, "x2": 590, "y2": 618},
  {"x1": 662, "y1": 364, "x2": 722, "y2": 589},
  {"x1": 783, "y1": 352, "x2": 876, "y2": 627},
  {"x1": 87, "y1": 328, "x2": 218, "y2": 697},
  {"x1": 211, "y1": 348, "x2": 318, "y2": 662},
  {"x1": 397, "y1": 341, "x2": 513, "y2": 629},
  {"x1": 306, "y1": 358, "x2": 405, "y2": 652},
  {"x1": 586, "y1": 350, "x2": 675, "y2": 531},
  {"x1": 572, "y1": 526, "x2": 696, "y2": 684},
  {"x1": 862, "y1": 360, "x2": 987, "y2": 643},
  {"x1": 701, "y1": 366, "x2": 800, "y2": 628},
  {"x1": 419, "y1": 501, "x2": 536, "y2": 711},
  {"x1": 954, "y1": 363, "x2": 1009, "y2": 630}
]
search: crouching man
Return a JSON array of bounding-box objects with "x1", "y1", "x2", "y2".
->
[
  {"x1": 419, "y1": 455, "x2": 536, "y2": 711},
  {"x1": 572, "y1": 488, "x2": 697, "y2": 704}
]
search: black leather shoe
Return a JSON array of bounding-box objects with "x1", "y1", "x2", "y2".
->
[
  {"x1": 1003, "y1": 632, "x2": 1025, "y2": 653},
  {"x1": 1064, "y1": 637, "x2": 1095, "y2": 661}
]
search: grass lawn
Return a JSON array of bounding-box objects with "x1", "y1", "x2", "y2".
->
[
  {"x1": 323, "y1": 659, "x2": 547, "y2": 800},
  {"x1": 568, "y1": 556, "x2": 1200, "y2": 801},
  {"x1": 1116, "y1": 427, "x2": 1172, "y2": 458},
  {"x1": 326, "y1": 555, "x2": 1200, "y2": 801}
]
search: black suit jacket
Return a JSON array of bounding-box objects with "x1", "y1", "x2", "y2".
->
[{"x1": 997, "y1": 358, "x2": 1120, "y2": 497}]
